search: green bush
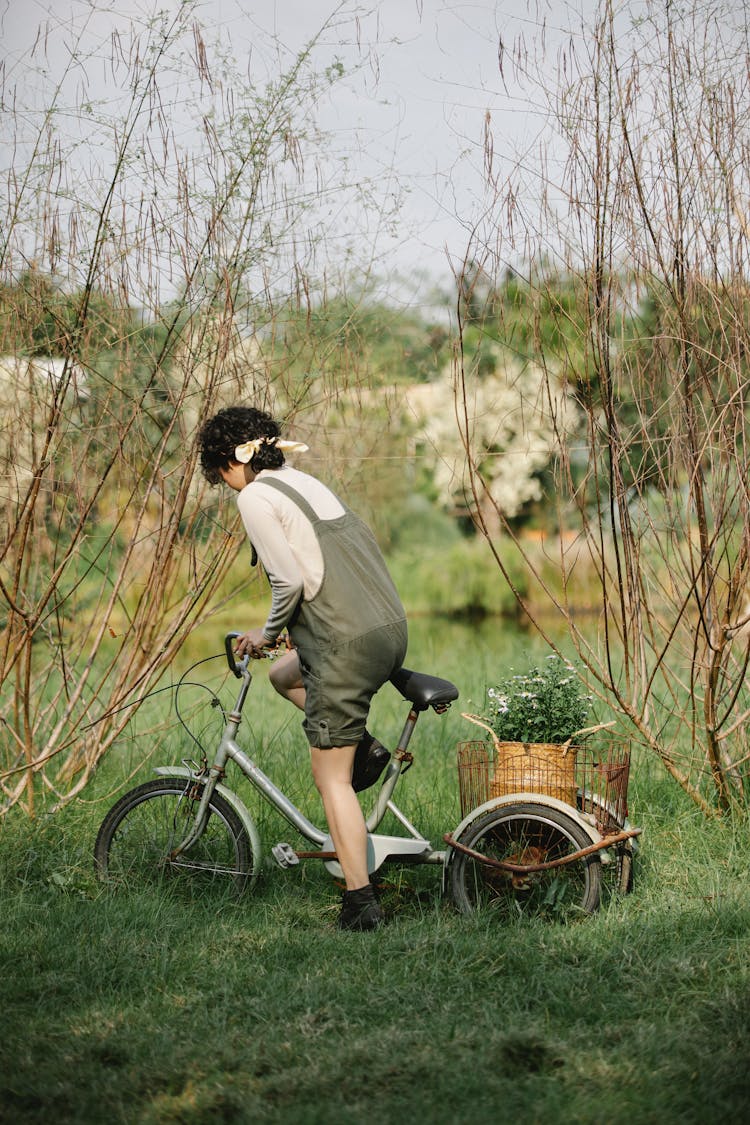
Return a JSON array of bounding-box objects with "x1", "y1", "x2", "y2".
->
[{"x1": 390, "y1": 536, "x2": 527, "y2": 619}]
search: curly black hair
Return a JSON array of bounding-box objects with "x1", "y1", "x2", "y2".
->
[{"x1": 198, "y1": 407, "x2": 284, "y2": 484}]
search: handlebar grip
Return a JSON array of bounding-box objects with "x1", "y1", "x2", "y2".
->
[{"x1": 225, "y1": 632, "x2": 243, "y2": 678}]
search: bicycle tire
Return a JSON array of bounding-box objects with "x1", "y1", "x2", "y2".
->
[
  {"x1": 94, "y1": 778, "x2": 255, "y2": 894},
  {"x1": 616, "y1": 842, "x2": 635, "y2": 895},
  {"x1": 449, "y1": 802, "x2": 602, "y2": 920},
  {"x1": 576, "y1": 792, "x2": 634, "y2": 896}
]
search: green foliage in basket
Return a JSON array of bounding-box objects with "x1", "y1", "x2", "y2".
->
[{"x1": 485, "y1": 655, "x2": 593, "y2": 745}]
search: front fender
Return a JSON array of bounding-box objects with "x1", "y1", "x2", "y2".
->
[{"x1": 153, "y1": 765, "x2": 263, "y2": 884}]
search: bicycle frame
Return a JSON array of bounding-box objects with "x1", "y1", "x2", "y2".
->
[{"x1": 162, "y1": 653, "x2": 447, "y2": 875}]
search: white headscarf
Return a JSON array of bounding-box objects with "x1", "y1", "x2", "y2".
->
[{"x1": 234, "y1": 437, "x2": 309, "y2": 463}]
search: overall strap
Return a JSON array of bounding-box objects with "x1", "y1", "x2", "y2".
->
[{"x1": 252, "y1": 475, "x2": 344, "y2": 525}]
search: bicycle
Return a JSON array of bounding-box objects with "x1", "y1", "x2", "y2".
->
[{"x1": 94, "y1": 633, "x2": 640, "y2": 920}]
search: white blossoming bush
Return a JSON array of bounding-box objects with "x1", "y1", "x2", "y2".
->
[{"x1": 405, "y1": 351, "x2": 579, "y2": 520}]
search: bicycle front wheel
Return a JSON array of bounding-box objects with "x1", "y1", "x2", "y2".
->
[
  {"x1": 449, "y1": 802, "x2": 601, "y2": 921},
  {"x1": 94, "y1": 778, "x2": 255, "y2": 894}
]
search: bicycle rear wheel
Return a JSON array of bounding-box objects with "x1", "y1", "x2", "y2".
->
[
  {"x1": 449, "y1": 802, "x2": 601, "y2": 921},
  {"x1": 94, "y1": 778, "x2": 255, "y2": 894}
]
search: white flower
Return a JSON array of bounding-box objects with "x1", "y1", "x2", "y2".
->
[{"x1": 406, "y1": 356, "x2": 580, "y2": 520}]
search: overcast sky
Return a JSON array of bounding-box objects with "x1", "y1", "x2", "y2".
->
[{"x1": 1, "y1": 0, "x2": 600, "y2": 308}]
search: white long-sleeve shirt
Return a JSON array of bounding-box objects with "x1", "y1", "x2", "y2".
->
[{"x1": 236, "y1": 465, "x2": 346, "y2": 640}]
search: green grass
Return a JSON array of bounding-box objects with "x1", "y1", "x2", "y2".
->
[{"x1": 2, "y1": 623, "x2": 750, "y2": 1123}]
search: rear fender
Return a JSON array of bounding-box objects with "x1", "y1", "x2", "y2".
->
[{"x1": 442, "y1": 791, "x2": 604, "y2": 893}]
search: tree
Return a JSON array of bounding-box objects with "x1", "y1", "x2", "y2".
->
[
  {"x1": 456, "y1": 0, "x2": 750, "y2": 812},
  {"x1": 408, "y1": 349, "x2": 579, "y2": 533},
  {"x1": 0, "y1": 2, "x2": 396, "y2": 815}
]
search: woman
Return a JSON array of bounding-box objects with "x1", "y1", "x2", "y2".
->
[{"x1": 198, "y1": 407, "x2": 408, "y2": 930}]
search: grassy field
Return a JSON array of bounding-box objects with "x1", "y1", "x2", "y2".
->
[{"x1": 2, "y1": 621, "x2": 750, "y2": 1124}]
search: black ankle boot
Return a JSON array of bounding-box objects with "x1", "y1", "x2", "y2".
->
[
  {"x1": 338, "y1": 884, "x2": 382, "y2": 931},
  {"x1": 352, "y1": 732, "x2": 391, "y2": 793}
]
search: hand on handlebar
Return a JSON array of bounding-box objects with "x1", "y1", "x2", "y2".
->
[{"x1": 234, "y1": 628, "x2": 275, "y2": 659}]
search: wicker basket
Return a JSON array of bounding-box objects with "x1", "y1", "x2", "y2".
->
[
  {"x1": 491, "y1": 739, "x2": 577, "y2": 805},
  {"x1": 457, "y1": 724, "x2": 632, "y2": 831},
  {"x1": 461, "y1": 713, "x2": 578, "y2": 805}
]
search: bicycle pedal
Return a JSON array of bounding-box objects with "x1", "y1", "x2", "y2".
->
[{"x1": 272, "y1": 842, "x2": 300, "y2": 869}]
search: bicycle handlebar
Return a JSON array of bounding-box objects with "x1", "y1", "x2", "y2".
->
[
  {"x1": 225, "y1": 631, "x2": 284, "y2": 677},
  {"x1": 224, "y1": 632, "x2": 246, "y2": 678}
]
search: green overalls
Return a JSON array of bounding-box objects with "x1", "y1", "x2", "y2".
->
[{"x1": 256, "y1": 477, "x2": 408, "y2": 748}]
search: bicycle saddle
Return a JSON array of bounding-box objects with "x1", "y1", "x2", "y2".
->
[{"x1": 390, "y1": 667, "x2": 459, "y2": 711}]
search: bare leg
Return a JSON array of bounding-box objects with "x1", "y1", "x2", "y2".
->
[
  {"x1": 310, "y1": 744, "x2": 369, "y2": 891},
  {"x1": 274, "y1": 651, "x2": 377, "y2": 897},
  {"x1": 268, "y1": 649, "x2": 306, "y2": 711}
]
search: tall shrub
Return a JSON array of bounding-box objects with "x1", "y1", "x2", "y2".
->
[
  {"x1": 0, "y1": 3, "x2": 390, "y2": 813},
  {"x1": 455, "y1": 0, "x2": 750, "y2": 812}
]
